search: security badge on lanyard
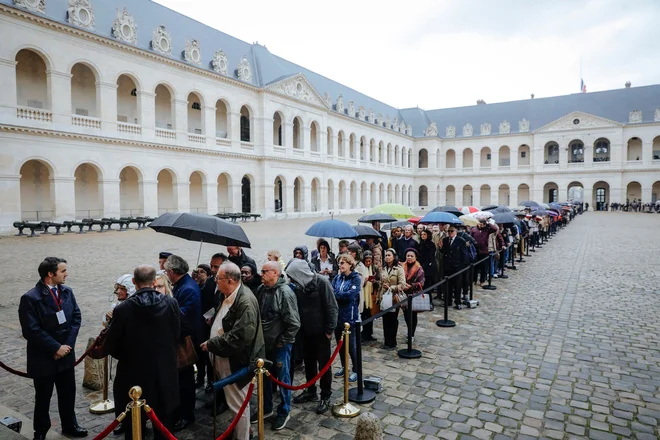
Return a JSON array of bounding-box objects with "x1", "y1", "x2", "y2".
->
[{"x1": 50, "y1": 287, "x2": 67, "y2": 325}]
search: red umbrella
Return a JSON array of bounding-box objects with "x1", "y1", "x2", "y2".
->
[
  {"x1": 459, "y1": 206, "x2": 480, "y2": 215},
  {"x1": 408, "y1": 216, "x2": 423, "y2": 225}
]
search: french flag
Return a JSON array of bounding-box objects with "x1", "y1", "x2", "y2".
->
[{"x1": 580, "y1": 79, "x2": 587, "y2": 93}]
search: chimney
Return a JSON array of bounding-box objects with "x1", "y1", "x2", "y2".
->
[
  {"x1": 476, "y1": 99, "x2": 486, "y2": 105},
  {"x1": 531, "y1": 93, "x2": 535, "y2": 99},
  {"x1": 625, "y1": 81, "x2": 631, "y2": 88}
]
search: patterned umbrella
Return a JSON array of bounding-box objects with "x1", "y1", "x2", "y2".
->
[{"x1": 459, "y1": 206, "x2": 480, "y2": 215}]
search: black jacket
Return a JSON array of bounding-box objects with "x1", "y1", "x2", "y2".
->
[
  {"x1": 291, "y1": 274, "x2": 338, "y2": 336},
  {"x1": 105, "y1": 288, "x2": 181, "y2": 416},
  {"x1": 200, "y1": 277, "x2": 218, "y2": 315},
  {"x1": 18, "y1": 281, "x2": 82, "y2": 378},
  {"x1": 417, "y1": 238, "x2": 438, "y2": 279},
  {"x1": 228, "y1": 250, "x2": 257, "y2": 271},
  {"x1": 311, "y1": 253, "x2": 339, "y2": 280},
  {"x1": 441, "y1": 236, "x2": 469, "y2": 270}
]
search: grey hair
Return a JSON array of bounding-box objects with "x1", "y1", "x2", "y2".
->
[
  {"x1": 164, "y1": 255, "x2": 189, "y2": 275},
  {"x1": 133, "y1": 265, "x2": 156, "y2": 287},
  {"x1": 263, "y1": 261, "x2": 281, "y2": 276},
  {"x1": 219, "y1": 261, "x2": 241, "y2": 282},
  {"x1": 404, "y1": 225, "x2": 414, "y2": 231}
]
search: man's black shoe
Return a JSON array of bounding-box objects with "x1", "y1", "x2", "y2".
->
[
  {"x1": 62, "y1": 424, "x2": 88, "y2": 437},
  {"x1": 172, "y1": 418, "x2": 195, "y2": 432},
  {"x1": 272, "y1": 414, "x2": 290, "y2": 431},
  {"x1": 453, "y1": 304, "x2": 462, "y2": 310},
  {"x1": 293, "y1": 390, "x2": 318, "y2": 404},
  {"x1": 316, "y1": 398, "x2": 330, "y2": 414}
]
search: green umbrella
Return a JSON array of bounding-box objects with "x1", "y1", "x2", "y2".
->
[{"x1": 367, "y1": 203, "x2": 415, "y2": 219}]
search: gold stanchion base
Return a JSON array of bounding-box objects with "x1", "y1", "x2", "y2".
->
[
  {"x1": 332, "y1": 402, "x2": 360, "y2": 418},
  {"x1": 89, "y1": 399, "x2": 115, "y2": 414}
]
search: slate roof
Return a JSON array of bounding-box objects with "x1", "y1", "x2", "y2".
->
[{"x1": 4, "y1": 0, "x2": 659, "y2": 138}]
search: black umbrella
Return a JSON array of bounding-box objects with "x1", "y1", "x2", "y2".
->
[
  {"x1": 519, "y1": 200, "x2": 541, "y2": 208},
  {"x1": 357, "y1": 213, "x2": 397, "y2": 223},
  {"x1": 431, "y1": 205, "x2": 463, "y2": 217},
  {"x1": 484, "y1": 205, "x2": 511, "y2": 213},
  {"x1": 482, "y1": 205, "x2": 498, "y2": 211},
  {"x1": 149, "y1": 212, "x2": 251, "y2": 264},
  {"x1": 380, "y1": 220, "x2": 412, "y2": 231},
  {"x1": 342, "y1": 225, "x2": 381, "y2": 239},
  {"x1": 492, "y1": 212, "x2": 517, "y2": 225}
]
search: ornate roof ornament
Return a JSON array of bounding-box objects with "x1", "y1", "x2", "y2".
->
[
  {"x1": 236, "y1": 56, "x2": 252, "y2": 82},
  {"x1": 211, "y1": 49, "x2": 228, "y2": 75},
  {"x1": 151, "y1": 25, "x2": 172, "y2": 56},
  {"x1": 271, "y1": 78, "x2": 316, "y2": 104},
  {"x1": 393, "y1": 117, "x2": 399, "y2": 132},
  {"x1": 12, "y1": 0, "x2": 46, "y2": 14},
  {"x1": 367, "y1": 109, "x2": 375, "y2": 124},
  {"x1": 405, "y1": 124, "x2": 413, "y2": 136},
  {"x1": 358, "y1": 106, "x2": 366, "y2": 121},
  {"x1": 463, "y1": 123, "x2": 473, "y2": 137},
  {"x1": 183, "y1": 39, "x2": 202, "y2": 65},
  {"x1": 385, "y1": 115, "x2": 391, "y2": 129},
  {"x1": 655, "y1": 108, "x2": 660, "y2": 122},
  {"x1": 347, "y1": 101, "x2": 355, "y2": 118},
  {"x1": 67, "y1": 0, "x2": 95, "y2": 30},
  {"x1": 629, "y1": 110, "x2": 642, "y2": 123},
  {"x1": 446, "y1": 125, "x2": 456, "y2": 138},
  {"x1": 323, "y1": 92, "x2": 332, "y2": 108},
  {"x1": 336, "y1": 95, "x2": 344, "y2": 113},
  {"x1": 519, "y1": 118, "x2": 530, "y2": 132},
  {"x1": 111, "y1": 8, "x2": 137, "y2": 45},
  {"x1": 424, "y1": 122, "x2": 438, "y2": 137},
  {"x1": 499, "y1": 120, "x2": 510, "y2": 134},
  {"x1": 480, "y1": 123, "x2": 491, "y2": 136}
]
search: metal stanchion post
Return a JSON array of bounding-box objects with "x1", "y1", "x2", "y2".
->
[
  {"x1": 90, "y1": 356, "x2": 115, "y2": 414},
  {"x1": 510, "y1": 245, "x2": 517, "y2": 270},
  {"x1": 469, "y1": 265, "x2": 474, "y2": 301},
  {"x1": 498, "y1": 248, "x2": 508, "y2": 279},
  {"x1": 128, "y1": 386, "x2": 144, "y2": 440},
  {"x1": 398, "y1": 295, "x2": 422, "y2": 359},
  {"x1": 333, "y1": 323, "x2": 360, "y2": 418},
  {"x1": 483, "y1": 255, "x2": 497, "y2": 289},
  {"x1": 437, "y1": 279, "x2": 456, "y2": 327},
  {"x1": 256, "y1": 359, "x2": 265, "y2": 440},
  {"x1": 349, "y1": 321, "x2": 376, "y2": 404}
]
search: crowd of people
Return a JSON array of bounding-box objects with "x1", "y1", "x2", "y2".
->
[
  {"x1": 607, "y1": 199, "x2": 660, "y2": 212},
  {"x1": 17, "y1": 206, "x2": 579, "y2": 440}
]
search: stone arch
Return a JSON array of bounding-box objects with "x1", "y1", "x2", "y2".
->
[
  {"x1": 408, "y1": 149, "x2": 413, "y2": 169},
  {"x1": 217, "y1": 172, "x2": 232, "y2": 212},
  {"x1": 626, "y1": 181, "x2": 642, "y2": 201},
  {"x1": 401, "y1": 147, "x2": 407, "y2": 168},
  {"x1": 240, "y1": 105, "x2": 252, "y2": 142},
  {"x1": 338, "y1": 180, "x2": 347, "y2": 209},
  {"x1": 155, "y1": 83, "x2": 175, "y2": 129},
  {"x1": 215, "y1": 98, "x2": 230, "y2": 138},
  {"x1": 544, "y1": 141, "x2": 559, "y2": 164},
  {"x1": 311, "y1": 178, "x2": 320, "y2": 211},
  {"x1": 157, "y1": 168, "x2": 178, "y2": 214},
  {"x1": 379, "y1": 183, "x2": 385, "y2": 205},
  {"x1": 369, "y1": 138, "x2": 376, "y2": 163},
  {"x1": 378, "y1": 141, "x2": 384, "y2": 163},
  {"x1": 654, "y1": 136, "x2": 660, "y2": 160},
  {"x1": 593, "y1": 138, "x2": 610, "y2": 162},
  {"x1": 19, "y1": 159, "x2": 55, "y2": 221},
  {"x1": 187, "y1": 91, "x2": 205, "y2": 134},
  {"x1": 74, "y1": 163, "x2": 104, "y2": 218},
  {"x1": 370, "y1": 182, "x2": 377, "y2": 207},
  {"x1": 567, "y1": 181, "x2": 584, "y2": 202},
  {"x1": 652, "y1": 181, "x2": 660, "y2": 203},
  {"x1": 117, "y1": 74, "x2": 139, "y2": 124},
  {"x1": 418, "y1": 149, "x2": 428, "y2": 168},
  {"x1": 462, "y1": 185, "x2": 473, "y2": 205},
  {"x1": 517, "y1": 184, "x2": 530, "y2": 203},
  {"x1": 292, "y1": 116, "x2": 303, "y2": 149},
  {"x1": 189, "y1": 170, "x2": 207, "y2": 212},
  {"x1": 326, "y1": 126, "x2": 334, "y2": 155},
  {"x1": 518, "y1": 144, "x2": 531, "y2": 166},
  {"x1": 498, "y1": 184, "x2": 510, "y2": 206},
  {"x1": 386, "y1": 143, "x2": 392, "y2": 165},
  {"x1": 394, "y1": 145, "x2": 400, "y2": 166},
  {"x1": 293, "y1": 176, "x2": 304, "y2": 212},
  {"x1": 463, "y1": 148, "x2": 474, "y2": 169},
  {"x1": 395, "y1": 184, "x2": 401, "y2": 204},
  {"x1": 241, "y1": 174, "x2": 253, "y2": 213},
  {"x1": 543, "y1": 181, "x2": 559, "y2": 203},
  {"x1": 337, "y1": 130, "x2": 345, "y2": 157},
  {"x1": 480, "y1": 147, "x2": 491, "y2": 169},
  {"x1": 446, "y1": 185, "x2": 456, "y2": 205},
  {"x1": 274, "y1": 175, "x2": 286, "y2": 212},
  {"x1": 480, "y1": 184, "x2": 491, "y2": 207},
  {"x1": 569, "y1": 139, "x2": 585, "y2": 163},
  {"x1": 626, "y1": 137, "x2": 642, "y2": 161},
  {"x1": 272, "y1": 110, "x2": 284, "y2": 146},
  {"x1": 387, "y1": 183, "x2": 393, "y2": 203},
  {"x1": 12, "y1": 45, "x2": 54, "y2": 70},
  {"x1": 446, "y1": 149, "x2": 456, "y2": 168},
  {"x1": 349, "y1": 133, "x2": 357, "y2": 159},
  {"x1": 310, "y1": 120, "x2": 320, "y2": 152},
  {"x1": 418, "y1": 185, "x2": 428, "y2": 206},
  {"x1": 593, "y1": 181, "x2": 610, "y2": 210},
  {"x1": 499, "y1": 146, "x2": 511, "y2": 167},
  {"x1": 402, "y1": 184, "x2": 408, "y2": 206},
  {"x1": 15, "y1": 48, "x2": 50, "y2": 110},
  {"x1": 360, "y1": 181, "x2": 368, "y2": 208},
  {"x1": 71, "y1": 62, "x2": 99, "y2": 117},
  {"x1": 119, "y1": 165, "x2": 144, "y2": 216}
]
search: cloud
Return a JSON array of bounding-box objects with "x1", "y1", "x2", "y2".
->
[{"x1": 153, "y1": 0, "x2": 660, "y2": 109}]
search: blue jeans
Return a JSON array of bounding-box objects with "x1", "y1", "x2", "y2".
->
[
  {"x1": 263, "y1": 344, "x2": 292, "y2": 416},
  {"x1": 489, "y1": 251, "x2": 495, "y2": 275}
]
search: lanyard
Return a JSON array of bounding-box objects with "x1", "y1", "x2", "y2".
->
[{"x1": 49, "y1": 286, "x2": 61, "y2": 311}]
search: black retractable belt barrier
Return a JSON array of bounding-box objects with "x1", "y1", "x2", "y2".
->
[
  {"x1": 398, "y1": 295, "x2": 422, "y2": 359},
  {"x1": 436, "y1": 277, "x2": 456, "y2": 328},
  {"x1": 348, "y1": 321, "x2": 376, "y2": 404},
  {"x1": 482, "y1": 253, "x2": 497, "y2": 290}
]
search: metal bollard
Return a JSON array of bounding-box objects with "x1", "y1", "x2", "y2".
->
[
  {"x1": 255, "y1": 359, "x2": 265, "y2": 440},
  {"x1": 333, "y1": 323, "x2": 360, "y2": 418},
  {"x1": 128, "y1": 386, "x2": 144, "y2": 440},
  {"x1": 89, "y1": 356, "x2": 115, "y2": 414}
]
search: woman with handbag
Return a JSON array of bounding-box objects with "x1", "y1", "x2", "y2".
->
[
  {"x1": 360, "y1": 251, "x2": 380, "y2": 342},
  {"x1": 379, "y1": 249, "x2": 406, "y2": 350},
  {"x1": 331, "y1": 254, "x2": 362, "y2": 382},
  {"x1": 401, "y1": 248, "x2": 425, "y2": 341}
]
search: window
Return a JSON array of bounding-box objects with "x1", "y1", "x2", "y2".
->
[
  {"x1": 486, "y1": 153, "x2": 491, "y2": 160},
  {"x1": 131, "y1": 88, "x2": 137, "y2": 97},
  {"x1": 191, "y1": 102, "x2": 201, "y2": 110},
  {"x1": 240, "y1": 116, "x2": 250, "y2": 142},
  {"x1": 521, "y1": 151, "x2": 526, "y2": 158}
]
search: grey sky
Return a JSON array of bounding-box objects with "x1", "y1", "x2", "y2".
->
[{"x1": 154, "y1": 0, "x2": 660, "y2": 110}]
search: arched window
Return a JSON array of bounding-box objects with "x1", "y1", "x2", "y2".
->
[
  {"x1": 593, "y1": 138, "x2": 610, "y2": 162},
  {"x1": 418, "y1": 149, "x2": 428, "y2": 168},
  {"x1": 240, "y1": 106, "x2": 250, "y2": 142}
]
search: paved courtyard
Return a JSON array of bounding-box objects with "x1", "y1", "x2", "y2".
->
[{"x1": 0, "y1": 212, "x2": 659, "y2": 440}]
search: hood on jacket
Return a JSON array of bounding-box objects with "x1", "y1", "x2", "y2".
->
[
  {"x1": 293, "y1": 245, "x2": 310, "y2": 261},
  {"x1": 287, "y1": 259, "x2": 315, "y2": 288},
  {"x1": 131, "y1": 288, "x2": 167, "y2": 308}
]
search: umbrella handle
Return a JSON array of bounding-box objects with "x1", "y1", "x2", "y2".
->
[{"x1": 196, "y1": 236, "x2": 204, "y2": 267}]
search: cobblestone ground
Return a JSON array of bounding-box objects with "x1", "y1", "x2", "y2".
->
[{"x1": 0, "y1": 212, "x2": 659, "y2": 440}]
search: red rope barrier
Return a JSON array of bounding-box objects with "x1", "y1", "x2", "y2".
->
[
  {"x1": 216, "y1": 381, "x2": 255, "y2": 440},
  {"x1": 267, "y1": 339, "x2": 343, "y2": 391},
  {"x1": 145, "y1": 407, "x2": 177, "y2": 440},
  {"x1": 0, "y1": 334, "x2": 99, "y2": 378},
  {"x1": 91, "y1": 418, "x2": 120, "y2": 440}
]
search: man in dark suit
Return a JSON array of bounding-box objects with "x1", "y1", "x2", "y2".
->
[
  {"x1": 18, "y1": 257, "x2": 88, "y2": 440},
  {"x1": 104, "y1": 265, "x2": 181, "y2": 440},
  {"x1": 441, "y1": 227, "x2": 469, "y2": 310},
  {"x1": 164, "y1": 255, "x2": 202, "y2": 432}
]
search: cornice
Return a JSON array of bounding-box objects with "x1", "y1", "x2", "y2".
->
[{"x1": 0, "y1": 5, "x2": 258, "y2": 93}]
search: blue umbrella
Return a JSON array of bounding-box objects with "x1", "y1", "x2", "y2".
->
[
  {"x1": 419, "y1": 211, "x2": 462, "y2": 224},
  {"x1": 305, "y1": 219, "x2": 358, "y2": 238}
]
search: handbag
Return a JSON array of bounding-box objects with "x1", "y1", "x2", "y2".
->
[
  {"x1": 380, "y1": 289, "x2": 393, "y2": 310},
  {"x1": 394, "y1": 292, "x2": 407, "y2": 308},
  {"x1": 411, "y1": 293, "x2": 432, "y2": 312},
  {"x1": 88, "y1": 328, "x2": 109, "y2": 360},
  {"x1": 176, "y1": 336, "x2": 198, "y2": 369}
]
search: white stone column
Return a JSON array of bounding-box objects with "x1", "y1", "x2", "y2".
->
[
  {"x1": 474, "y1": 152, "x2": 481, "y2": 170},
  {"x1": 142, "y1": 180, "x2": 159, "y2": 217},
  {"x1": 0, "y1": 175, "x2": 21, "y2": 232},
  {"x1": 176, "y1": 182, "x2": 190, "y2": 212},
  {"x1": 509, "y1": 187, "x2": 519, "y2": 208},
  {"x1": 558, "y1": 143, "x2": 568, "y2": 169},
  {"x1": 138, "y1": 91, "x2": 155, "y2": 138},
  {"x1": 303, "y1": 184, "x2": 312, "y2": 213},
  {"x1": 584, "y1": 144, "x2": 593, "y2": 168},
  {"x1": 0, "y1": 58, "x2": 17, "y2": 124},
  {"x1": 455, "y1": 188, "x2": 464, "y2": 207},
  {"x1": 456, "y1": 153, "x2": 463, "y2": 171},
  {"x1": 283, "y1": 122, "x2": 293, "y2": 155},
  {"x1": 285, "y1": 185, "x2": 294, "y2": 213},
  {"x1": 204, "y1": 105, "x2": 215, "y2": 148},
  {"x1": 510, "y1": 147, "x2": 519, "y2": 170},
  {"x1": 320, "y1": 184, "x2": 328, "y2": 213},
  {"x1": 97, "y1": 81, "x2": 118, "y2": 133},
  {"x1": 48, "y1": 70, "x2": 72, "y2": 128},
  {"x1": 174, "y1": 99, "x2": 188, "y2": 141},
  {"x1": 206, "y1": 183, "x2": 218, "y2": 214},
  {"x1": 230, "y1": 184, "x2": 242, "y2": 213},
  {"x1": 303, "y1": 126, "x2": 311, "y2": 153},
  {"x1": 642, "y1": 139, "x2": 653, "y2": 166},
  {"x1": 583, "y1": 187, "x2": 593, "y2": 208},
  {"x1": 490, "y1": 190, "x2": 498, "y2": 207},
  {"x1": 471, "y1": 188, "x2": 479, "y2": 207},
  {"x1": 52, "y1": 177, "x2": 76, "y2": 221},
  {"x1": 263, "y1": 183, "x2": 274, "y2": 217},
  {"x1": 491, "y1": 150, "x2": 499, "y2": 171},
  {"x1": 101, "y1": 179, "x2": 121, "y2": 218}
]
